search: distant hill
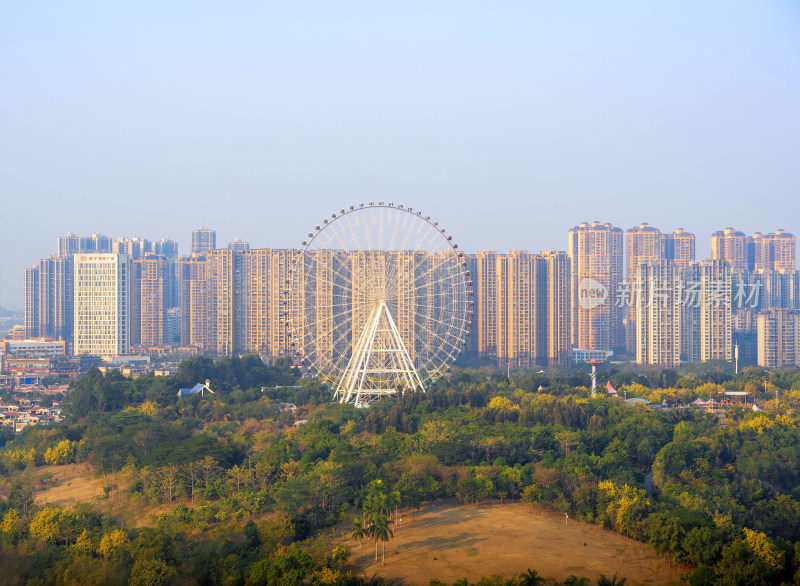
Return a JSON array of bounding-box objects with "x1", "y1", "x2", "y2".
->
[
  {"x1": 1, "y1": 306, "x2": 23, "y2": 318},
  {"x1": 0, "y1": 307, "x2": 24, "y2": 331}
]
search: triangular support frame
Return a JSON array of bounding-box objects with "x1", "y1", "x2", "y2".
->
[{"x1": 333, "y1": 301, "x2": 425, "y2": 406}]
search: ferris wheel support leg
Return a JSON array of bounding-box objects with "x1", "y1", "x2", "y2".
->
[
  {"x1": 354, "y1": 304, "x2": 383, "y2": 405},
  {"x1": 382, "y1": 303, "x2": 425, "y2": 392},
  {"x1": 338, "y1": 301, "x2": 382, "y2": 404},
  {"x1": 337, "y1": 308, "x2": 377, "y2": 403},
  {"x1": 335, "y1": 301, "x2": 425, "y2": 406}
]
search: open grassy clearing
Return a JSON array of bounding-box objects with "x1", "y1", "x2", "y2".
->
[
  {"x1": 345, "y1": 502, "x2": 687, "y2": 585},
  {"x1": 32, "y1": 467, "x2": 688, "y2": 584},
  {"x1": 34, "y1": 463, "x2": 107, "y2": 509}
]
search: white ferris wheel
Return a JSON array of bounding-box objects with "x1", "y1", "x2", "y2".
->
[{"x1": 288, "y1": 201, "x2": 473, "y2": 406}]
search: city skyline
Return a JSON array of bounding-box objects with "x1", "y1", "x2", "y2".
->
[
  {"x1": 2, "y1": 2, "x2": 799, "y2": 309},
  {"x1": 7, "y1": 220, "x2": 797, "y2": 309},
  {"x1": 20, "y1": 220, "x2": 799, "y2": 372}
]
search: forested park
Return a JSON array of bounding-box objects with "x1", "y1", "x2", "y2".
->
[{"x1": 2, "y1": 355, "x2": 800, "y2": 585}]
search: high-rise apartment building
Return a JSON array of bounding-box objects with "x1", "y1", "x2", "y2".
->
[
  {"x1": 752, "y1": 230, "x2": 796, "y2": 272},
  {"x1": 711, "y1": 228, "x2": 797, "y2": 273},
  {"x1": 730, "y1": 271, "x2": 763, "y2": 365},
  {"x1": 26, "y1": 233, "x2": 177, "y2": 352},
  {"x1": 113, "y1": 237, "x2": 153, "y2": 259},
  {"x1": 569, "y1": 222, "x2": 624, "y2": 353},
  {"x1": 166, "y1": 307, "x2": 181, "y2": 345},
  {"x1": 270, "y1": 249, "x2": 301, "y2": 360},
  {"x1": 154, "y1": 238, "x2": 179, "y2": 259},
  {"x1": 625, "y1": 223, "x2": 662, "y2": 353},
  {"x1": 227, "y1": 238, "x2": 250, "y2": 251},
  {"x1": 628, "y1": 231, "x2": 796, "y2": 368},
  {"x1": 176, "y1": 248, "x2": 302, "y2": 358},
  {"x1": 57, "y1": 234, "x2": 83, "y2": 257},
  {"x1": 463, "y1": 255, "x2": 479, "y2": 354},
  {"x1": 130, "y1": 254, "x2": 171, "y2": 348},
  {"x1": 685, "y1": 260, "x2": 733, "y2": 362},
  {"x1": 58, "y1": 233, "x2": 112, "y2": 257},
  {"x1": 475, "y1": 251, "x2": 498, "y2": 358},
  {"x1": 191, "y1": 227, "x2": 216, "y2": 254},
  {"x1": 349, "y1": 250, "x2": 383, "y2": 356},
  {"x1": 711, "y1": 228, "x2": 748, "y2": 272},
  {"x1": 662, "y1": 228, "x2": 695, "y2": 267},
  {"x1": 151, "y1": 238, "x2": 181, "y2": 313},
  {"x1": 26, "y1": 254, "x2": 75, "y2": 343},
  {"x1": 24, "y1": 267, "x2": 39, "y2": 339},
  {"x1": 245, "y1": 250, "x2": 273, "y2": 357},
  {"x1": 712, "y1": 228, "x2": 795, "y2": 273},
  {"x1": 496, "y1": 251, "x2": 535, "y2": 367},
  {"x1": 467, "y1": 249, "x2": 571, "y2": 367},
  {"x1": 394, "y1": 251, "x2": 422, "y2": 362},
  {"x1": 732, "y1": 308, "x2": 758, "y2": 365},
  {"x1": 27, "y1": 233, "x2": 113, "y2": 344},
  {"x1": 206, "y1": 249, "x2": 249, "y2": 356},
  {"x1": 749, "y1": 233, "x2": 766, "y2": 273},
  {"x1": 756, "y1": 269, "x2": 800, "y2": 310},
  {"x1": 180, "y1": 254, "x2": 209, "y2": 351},
  {"x1": 626, "y1": 223, "x2": 662, "y2": 283},
  {"x1": 536, "y1": 250, "x2": 572, "y2": 365},
  {"x1": 635, "y1": 261, "x2": 682, "y2": 368},
  {"x1": 494, "y1": 254, "x2": 510, "y2": 362},
  {"x1": 767, "y1": 230, "x2": 796, "y2": 271},
  {"x1": 757, "y1": 308, "x2": 800, "y2": 367},
  {"x1": 73, "y1": 253, "x2": 130, "y2": 356}
]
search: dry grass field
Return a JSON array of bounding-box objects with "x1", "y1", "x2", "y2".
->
[
  {"x1": 30, "y1": 467, "x2": 688, "y2": 584},
  {"x1": 346, "y1": 502, "x2": 687, "y2": 585},
  {"x1": 34, "y1": 463, "x2": 107, "y2": 509}
]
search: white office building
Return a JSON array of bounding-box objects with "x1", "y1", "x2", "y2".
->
[{"x1": 73, "y1": 253, "x2": 130, "y2": 356}]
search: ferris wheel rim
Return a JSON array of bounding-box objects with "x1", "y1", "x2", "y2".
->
[
  {"x1": 287, "y1": 202, "x2": 473, "y2": 386},
  {"x1": 297, "y1": 201, "x2": 463, "y2": 256}
]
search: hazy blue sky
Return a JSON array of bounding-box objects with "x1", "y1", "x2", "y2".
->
[{"x1": 1, "y1": 1, "x2": 798, "y2": 309}]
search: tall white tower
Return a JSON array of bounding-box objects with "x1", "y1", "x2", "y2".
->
[{"x1": 73, "y1": 253, "x2": 130, "y2": 356}]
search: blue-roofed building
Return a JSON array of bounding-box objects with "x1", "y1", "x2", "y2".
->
[
  {"x1": 625, "y1": 397, "x2": 652, "y2": 406},
  {"x1": 177, "y1": 380, "x2": 215, "y2": 397}
]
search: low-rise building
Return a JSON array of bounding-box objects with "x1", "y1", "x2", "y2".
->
[
  {"x1": 0, "y1": 401, "x2": 62, "y2": 433},
  {"x1": 0, "y1": 339, "x2": 68, "y2": 358}
]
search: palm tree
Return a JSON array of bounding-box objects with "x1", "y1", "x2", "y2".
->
[
  {"x1": 519, "y1": 568, "x2": 545, "y2": 586},
  {"x1": 386, "y1": 489, "x2": 401, "y2": 529},
  {"x1": 564, "y1": 576, "x2": 590, "y2": 586},
  {"x1": 371, "y1": 514, "x2": 394, "y2": 565},
  {"x1": 351, "y1": 517, "x2": 367, "y2": 560},
  {"x1": 596, "y1": 574, "x2": 627, "y2": 586}
]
